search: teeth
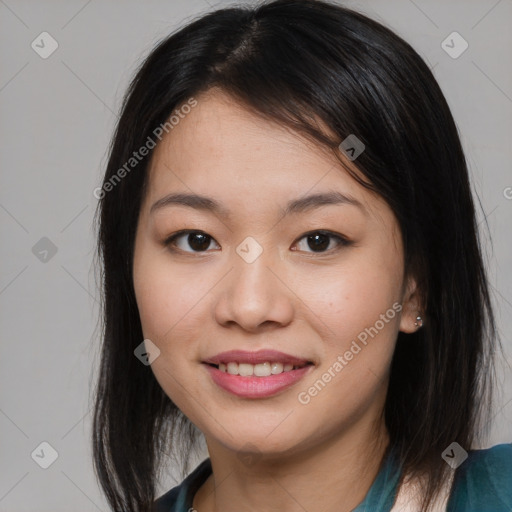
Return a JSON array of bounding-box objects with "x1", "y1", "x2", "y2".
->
[
  {"x1": 227, "y1": 362, "x2": 238, "y2": 375},
  {"x1": 254, "y1": 362, "x2": 271, "y2": 377},
  {"x1": 271, "y1": 362, "x2": 283, "y2": 374},
  {"x1": 216, "y1": 361, "x2": 305, "y2": 376},
  {"x1": 238, "y1": 363, "x2": 254, "y2": 376}
]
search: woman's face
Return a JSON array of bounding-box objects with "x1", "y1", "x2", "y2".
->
[{"x1": 133, "y1": 90, "x2": 420, "y2": 457}]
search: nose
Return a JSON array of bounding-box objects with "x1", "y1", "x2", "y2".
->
[{"x1": 213, "y1": 245, "x2": 295, "y2": 333}]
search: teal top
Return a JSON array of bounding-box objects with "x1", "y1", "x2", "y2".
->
[{"x1": 153, "y1": 443, "x2": 512, "y2": 511}]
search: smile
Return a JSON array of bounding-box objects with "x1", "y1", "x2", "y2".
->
[{"x1": 202, "y1": 349, "x2": 314, "y2": 398}]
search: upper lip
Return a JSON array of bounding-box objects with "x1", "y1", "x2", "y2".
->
[{"x1": 203, "y1": 349, "x2": 312, "y2": 366}]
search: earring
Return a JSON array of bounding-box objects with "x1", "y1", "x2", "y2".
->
[{"x1": 414, "y1": 315, "x2": 423, "y2": 328}]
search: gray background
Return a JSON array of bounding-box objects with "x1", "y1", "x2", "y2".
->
[{"x1": 0, "y1": 0, "x2": 511, "y2": 510}]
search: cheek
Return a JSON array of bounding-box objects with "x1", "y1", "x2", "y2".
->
[
  {"x1": 291, "y1": 305, "x2": 398, "y2": 454},
  {"x1": 293, "y1": 249, "x2": 402, "y2": 417},
  {"x1": 133, "y1": 238, "x2": 208, "y2": 342},
  {"x1": 132, "y1": 241, "x2": 208, "y2": 417},
  {"x1": 304, "y1": 252, "x2": 402, "y2": 343}
]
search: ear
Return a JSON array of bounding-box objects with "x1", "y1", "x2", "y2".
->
[{"x1": 399, "y1": 276, "x2": 423, "y2": 334}]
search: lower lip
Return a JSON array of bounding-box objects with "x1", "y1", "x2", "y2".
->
[{"x1": 203, "y1": 364, "x2": 313, "y2": 398}]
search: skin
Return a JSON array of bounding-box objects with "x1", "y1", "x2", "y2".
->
[{"x1": 132, "y1": 89, "x2": 422, "y2": 512}]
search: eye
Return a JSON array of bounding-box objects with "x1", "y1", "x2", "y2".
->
[
  {"x1": 164, "y1": 230, "x2": 220, "y2": 253},
  {"x1": 292, "y1": 230, "x2": 352, "y2": 254},
  {"x1": 163, "y1": 229, "x2": 352, "y2": 255}
]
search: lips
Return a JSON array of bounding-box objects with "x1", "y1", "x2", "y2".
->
[{"x1": 202, "y1": 349, "x2": 314, "y2": 398}]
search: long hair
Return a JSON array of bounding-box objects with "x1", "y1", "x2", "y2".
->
[{"x1": 92, "y1": 1, "x2": 499, "y2": 510}]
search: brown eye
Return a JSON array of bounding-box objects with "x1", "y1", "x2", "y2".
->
[
  {"x1": 164, "y1": 231, "x2": 220, "y2": 253},
  {"x1": 293, "y1": 231, "x2": 351, "y2": 254}
]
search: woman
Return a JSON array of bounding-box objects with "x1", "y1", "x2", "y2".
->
[{"x1": 92, "y1": 1, "x2": 512, "y2": 511}]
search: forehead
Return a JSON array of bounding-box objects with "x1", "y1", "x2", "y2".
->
[{"x1": 144, "y1": 90, "x2": 383, "y2": 219}]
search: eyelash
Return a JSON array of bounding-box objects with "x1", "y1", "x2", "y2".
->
[{"x1": 163, "y1": 229, "x2": 352, "y2": 256}]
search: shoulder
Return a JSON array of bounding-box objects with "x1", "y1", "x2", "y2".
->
[
  {"x1": 448, "y1": 443, "x2": 512, "y2": 511},
  {"x1": 153, "y1": 458, "x2": 212, "y2": 512},
  {"x1": 153, "y1": 486, "x2": 181, "y2": 512}
]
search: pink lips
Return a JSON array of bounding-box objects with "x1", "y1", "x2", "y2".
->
[{"x1": 202, "y1": 349, "x2": 314, "y2": 399}]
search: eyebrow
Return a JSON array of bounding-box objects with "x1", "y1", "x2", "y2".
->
[{"x1": 149, "y1": 190, "x2": 365, "y2": 218}]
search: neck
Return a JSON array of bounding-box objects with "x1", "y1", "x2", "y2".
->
[{"x1": 194, "y1": 413, "x2": 390, "y2": 512}]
